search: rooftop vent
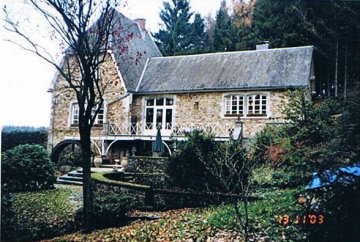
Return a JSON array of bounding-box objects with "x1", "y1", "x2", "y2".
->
[{"x1": 256, "y1": 41, "x2": 269, "y2": 50}]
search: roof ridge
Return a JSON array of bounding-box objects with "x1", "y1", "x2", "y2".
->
[{"x1": 148, "y1": 46, "x2": 314, "y2": 60}]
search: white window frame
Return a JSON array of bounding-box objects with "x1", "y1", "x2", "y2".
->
[
  {"x1": 222, "y1": 92, "x2": 270, "y2": 119},
  {"x1": 69, "y1": 102, "x2": 106, "y2": 127},
  {"x1": 144, "y1": 96, "x2": 175, "y2": 130},
  {"x1": 224, "y1": 94, "x2": 245, "y2": 116},
  {"x1": 246, "y1": 94, "x2": 268, "y2": 116}
]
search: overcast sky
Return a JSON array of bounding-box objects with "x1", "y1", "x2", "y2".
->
[{"x1": 0, "y1": 0, "x2": 231, "y2": 127}]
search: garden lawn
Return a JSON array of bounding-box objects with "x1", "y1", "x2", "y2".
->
[
  {"x1": 47, "y1": 188, "x2": 307, "y2": 242},
  {"x1": 11, "y1": 186, "x2": 81, "y2": 241}
]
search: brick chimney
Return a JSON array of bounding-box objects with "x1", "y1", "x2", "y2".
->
[{"x1": 134, "y1": 18, "x2": 146, "y2": 32}]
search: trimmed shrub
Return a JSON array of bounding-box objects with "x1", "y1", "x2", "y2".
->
[
  {"x1": 2, "y1": 144, "x2": 56, "y2": 192},
  {"x1": 166, "y1": 130, "x2": 218, "y2": 191},
  {"x1": 1, "y1": 126, "x2": 48, "y2": 151}
]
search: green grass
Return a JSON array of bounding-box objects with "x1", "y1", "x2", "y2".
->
[
  {"x1": 207, "y1": 188, "x2": 307, "y2": 241},
  {"x1": 11, "y1": 187, "x2": 79, "y2": 241},
  {"x1": 50, "y1": 188, "x2": 308, "y2": 241}
]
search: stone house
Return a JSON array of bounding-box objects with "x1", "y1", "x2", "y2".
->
[{"x1": 48, "y1": 12, "x2": 314, "y2": 163}]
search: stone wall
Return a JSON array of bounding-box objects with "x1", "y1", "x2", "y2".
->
[
  {"x1": 48, "y1": 53, "x2": 128, "y2": 149},
  {"x1": 131, "y1": 90, "x2": 289, "y2": 138}
]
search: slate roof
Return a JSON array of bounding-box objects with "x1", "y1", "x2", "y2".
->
[
  {"x1": 111, "y1": 11, "x2": 162, "y2": 91},
  {"x1": 135, "y1": 46, "x2": 313, "y2": 93}
]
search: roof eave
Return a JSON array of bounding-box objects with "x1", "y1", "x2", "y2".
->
[{"x1": 134, "y1": 85, "x2": 309, "y2": 95}]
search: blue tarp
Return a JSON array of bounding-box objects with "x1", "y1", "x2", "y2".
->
[{"x1": 306, "y1": 163, "x2": 360, "y2": 190}]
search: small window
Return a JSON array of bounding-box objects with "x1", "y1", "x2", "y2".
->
[
  {"x1": 92, "y1": 104, "x2": 105, "y2": 126},
  {"x1": 224, "y1": 95, "x2": 244, "y2": 116},
  {"x1": 70, "y1": 103, "x2": 104, "y2": 127},
  {"x1": 247, "y1": 94, "x2": 267, "y2": 116},
  {"x1": 224, "y1": 94, "x2": 268, "y2": 118},
  {"x1": 71, "y1": 103, "x2": 79, "y2": 125}
]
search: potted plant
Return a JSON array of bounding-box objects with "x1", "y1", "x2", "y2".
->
[{"x1": 94, "y1": 155, "x2": 102, "y2": 168}]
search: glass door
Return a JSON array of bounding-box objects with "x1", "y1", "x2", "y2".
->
[{"x1": 144, "y1": 97, "x2": 174, "y2": 135}]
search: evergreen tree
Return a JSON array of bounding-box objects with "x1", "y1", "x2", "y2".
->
[
  {"x1": 251, "y1": 0, "x2": 308, "y2": 48},
  {"x1": 153, "y1": 0, "x2": 194, "y2": 56},
  {"x1": 232, "y1": 0, "x2": 256, "y2": 50},
  {"x1": 189, "y1": 13, "x2": 206, "y2": 54},
  {"x1": 213, "y1": 1, "x2": 236, "y2": 52}
]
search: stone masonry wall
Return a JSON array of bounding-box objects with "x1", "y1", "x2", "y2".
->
[
  {"x1": 131, "y1": 90, "x2": 289, "y2": 138},
  {"x1": 48, "y1": 53, "x2": 128, "y2": 149}
]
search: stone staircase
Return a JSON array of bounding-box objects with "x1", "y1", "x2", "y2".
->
[
  {"x1": 57, "y1": 166, "x2": 124, "y2": 186},
  {"x1": 57, "y1": 169, "x2": 84, "y2": 186}
]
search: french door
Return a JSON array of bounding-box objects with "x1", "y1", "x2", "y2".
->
[{"x1": 144, "y1": 97, "x2": 174, "y2": 135}]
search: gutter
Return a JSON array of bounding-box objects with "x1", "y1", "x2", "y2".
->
[{"x1": 134, "y1": 85, "x2": 309, "y2": 95}]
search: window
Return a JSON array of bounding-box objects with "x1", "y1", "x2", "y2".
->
[
  {"x1": 70, "y1": 103, "x2": 105, "y2": 126},
  {"x1": 247, "y1": 94, "x2": 267, "y2": 116},
  {"x1": 225, "y1": 95, "x2": 244, "y2": 116},
  {"x1": 224, "y1": 94, "x2": 268, "y2": 117},
  {"x1": 71, "y1": 103, "x2": 80, "y2": 125},
  {"x1": 145, "y1": 97, "x2": 174, "y2": 130}
]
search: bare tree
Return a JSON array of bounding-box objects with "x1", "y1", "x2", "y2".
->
[
  {"x1": 197, "y1": 140, "x2": 257, "y2": 242},
  {"x1": 4, "y1": 0, "x2": 125, "y2": 232}
]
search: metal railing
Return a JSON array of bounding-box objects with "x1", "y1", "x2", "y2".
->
[{"x1": 104, "y1": 122, "x2": 234, "y2": 138}]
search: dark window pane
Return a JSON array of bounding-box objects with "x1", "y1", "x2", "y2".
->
[
  {"x1": 146, "y1": 108, "x2": 154, "y2": 129},
  {"x1": 156, "y1": 98, "x2": 164, "y2": 106},
  {"x1": 166, "y1": 98, "x2": 174, "y2": 105},
  {"x1": 165, "y1": 109, "x2": 172, "y2": 129},
  {"x1": 146, "y1": 99, "x2": 154, "y2": 106},
  {"x1": 156, "y1": 109, "x2": 163, "y2": 129}
]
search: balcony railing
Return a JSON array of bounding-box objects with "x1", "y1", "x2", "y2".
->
[{"x1": 104, "y1": 122, "x2": 234, "y2": 138}]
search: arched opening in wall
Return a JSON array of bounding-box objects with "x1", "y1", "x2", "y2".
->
[
  {"x1": 104, "y1": 140, "x2": 172, "y2": 164},
  {"x1": 51, "y1": 140, "x2": 82, "y2": 174}
]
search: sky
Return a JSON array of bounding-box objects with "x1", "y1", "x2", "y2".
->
[{"x1": 0, "y1": 0, "x2": 231, "y2": 127}]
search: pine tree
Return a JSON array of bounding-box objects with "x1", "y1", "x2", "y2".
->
[
  {"x1": 153, "y1": 0, "x2": 194, "y2": 56},
  {"x1": 213, "y1": 1, "x2": 236, "y2": 52},
  {"x1": 251, "y1": 0, "x2": 308, "y2": 48},
  {"x1": 189, "y1": 13, "x2": 206, "y2": 54}
]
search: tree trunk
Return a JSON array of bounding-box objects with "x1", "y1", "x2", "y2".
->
[
  {"x1": 334, "y1": 38, "x2": 339, "y2": 97},
  {"x1": 79, "y1": 125, "x2": 94, "y2": 232},
  {"x1": 344, "y1": 43, "x2": 348, "y2": 100}
]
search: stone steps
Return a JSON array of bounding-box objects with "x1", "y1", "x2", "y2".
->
[
  {"x1": 57, "y1": 166, "x2": 124, "y2": 186},
  {"x1": 57, "y1": 169, "x2": 84, "y2": 186}
]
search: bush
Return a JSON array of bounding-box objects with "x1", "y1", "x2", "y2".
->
[
  {"x1": 76, "y1": 189, "x2": 135, "y2": 229},
  {"x1": 1, "y1": 192, "x2": 16, "y2": 241},
  {"x1": 2, "y1": 144, "x2": 56, "y2": 192},
  {"x1": 9, "y1": 188, "x2": 77, "y2": 241},
  {"x1": 250, "y1": 125, "x2": 290, "y2": 165},
  {"x1": 1, "y1": 126, "x2": 48, "y2": 151},
  {"x1": 165, "y1": 130, "x2": 218, "y2": 191}
]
